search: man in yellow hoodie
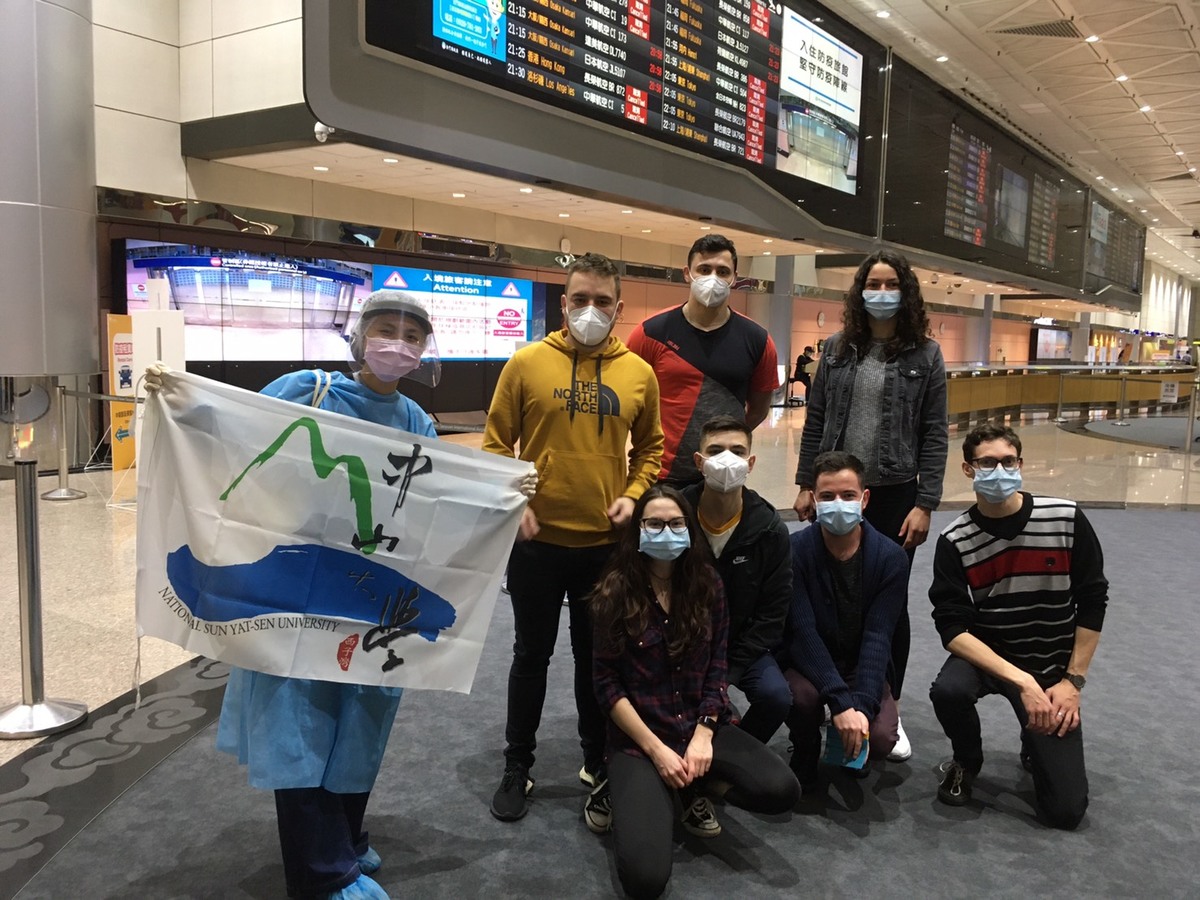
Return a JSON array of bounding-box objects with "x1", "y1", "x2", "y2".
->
[{"x1": 484, "y1": 252, "x2": 664, "y2": 822}]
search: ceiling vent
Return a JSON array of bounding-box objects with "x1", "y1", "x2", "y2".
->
[{"x1": 991, "y1": 19, "x2": 1084, "y2": 39}]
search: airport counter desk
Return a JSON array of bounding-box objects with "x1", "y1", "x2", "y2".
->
[{"x1": 946, "y1": 364, "x2": 1198, "y2": 428}]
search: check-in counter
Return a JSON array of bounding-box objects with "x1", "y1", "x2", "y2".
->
[{"x1": 946, "y1": 364, "x2": 1197, "y2": 428}]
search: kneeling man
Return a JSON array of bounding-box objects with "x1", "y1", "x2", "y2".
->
[
  {"x1": 929, "y1": 423, "x2": 1107, "y2": 830},
  {"x1": 781, "y1": 451, "x2": 908, "y2": 787}
]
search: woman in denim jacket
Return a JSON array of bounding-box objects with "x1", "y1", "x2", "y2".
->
[{"x1": 791, "y1": 251, "x2": 948, "y2": 761}]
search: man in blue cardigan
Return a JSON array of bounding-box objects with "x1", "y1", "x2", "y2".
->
[{"x1": 780, "y1": 451, "x2": 910, "y2": 787}]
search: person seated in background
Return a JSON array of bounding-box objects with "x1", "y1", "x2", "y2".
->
[
  {"x1": 929, "y1": 423, "x2": 1108, "y2": 830},
  {"x1": 790, "y1": 345, "x2": 814, "y2": 404},
  {"x1": 680, "y1": 415, "x2": 792, "y2": 747},
  {"x1": 584, "y1": 486, "x2": 799, "y2": 900},
  {"x1": 779, "y1": 451, "x2": 908, "y2": 790}
]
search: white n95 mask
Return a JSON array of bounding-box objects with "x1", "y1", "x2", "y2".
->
[{"x1": 701, "y1": 450, "x2": 750, "y2": 493}]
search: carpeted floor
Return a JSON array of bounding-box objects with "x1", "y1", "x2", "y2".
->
[
  {"x1": 4, "y1": 509, "x2": 1198, "y2": 899},
  {"x1": 1082, "y1": 413, "x2": 1199, "y2": 451}
]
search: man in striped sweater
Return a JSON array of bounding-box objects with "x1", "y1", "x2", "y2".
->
[{"x1": 928, "y1": 423, "x2": 1107, "y2": 830}]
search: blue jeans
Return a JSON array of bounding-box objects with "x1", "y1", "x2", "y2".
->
[{"x1": 734, "y1": 652, "x2": 792, "y2": 744}]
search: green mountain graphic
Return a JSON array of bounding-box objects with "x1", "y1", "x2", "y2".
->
[{"x1": 220, "y1": 416, "x2": 377, "y2": 554}]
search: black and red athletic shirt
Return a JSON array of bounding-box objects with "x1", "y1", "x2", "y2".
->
[{"x1": 628, "y1": 306, "x2": 778, "y2": 484}]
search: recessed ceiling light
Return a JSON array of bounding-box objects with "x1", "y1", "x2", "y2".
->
[
  {"x1": 1095, "y1": 175, "x2": 1104, "y2": 180},
  {"x1": 763, "y1": 239, "x2": 774, "y2": 243},
  {"x1": 452, "y1": 192, "x2": 467, "y2": 198},
  {"x1": 1110, "y1": 186, "x2": 1119, "y2": 191},
  {"x1": 558, "y1": 212, "x2": 570, "y2": 218},
  {"x1": 1153, "y1": 218, "x2": 1159, "y2": 222},
  {"x1": 1085, "y1": 35, "x2": 1100, "y2": 43},
  {"x1": 1140, "y1": 209, "x2": 1148, "y2": 213},
  {"x1": 1176, "y1": 150, "x2": 1186, "y2": 156},
  {"x1": 1190, "y1": 167, "x2": 1197, "y2": 173},
  {"x1": 699, "y1": 225, "x2": 712, "y2": 231},
  {"x1": 1140, "y1": 104, "x2": 1152, "y2": 112},
  {"x1": 382, "y1": 157, "x2": 399, "y2": 164},
  {"x1": 313, "y1": 165, "x2": 329, "y2": 172},
  {"x1": 876, "y1": 10, "x2": 890, "y2": 18},
  {"x1": 519, "y1": 187, "x2": 533, "y2": 194},
  {"x1": 621, "y1": 209, "x2": 633, "y2": 214},
  {"x1": 641, "y1": 229, "x2": 652, "y2": 233},
  {"x1": 815, "y1": 249, "x2": 824, "y2": 253},
  {"x1": 1115, "y1": 75, "x2": 1128, "y2": 82},
  {"x1": 763, "y1": 251, "x2": 772, "y2": 256},
  {"x1": 936, "y1": 55, "x2": 949, "y2": 62}
]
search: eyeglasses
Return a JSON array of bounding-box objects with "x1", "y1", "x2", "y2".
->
[
  {"x1": 969, "y1": 456, "x2": 1022, "y2": 472},
  {"x1": 640, "y1": 517, "x2": 688, "y2": 535}
]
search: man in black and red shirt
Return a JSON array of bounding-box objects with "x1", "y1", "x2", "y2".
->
[{"x1": 627, "y1": 234, "x2": 779, "y2": 486}]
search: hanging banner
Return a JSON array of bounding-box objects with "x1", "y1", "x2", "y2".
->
[
  {"x1": 135, "y1": 371, "x2": 530, "y2": 692},
  {"x1": 107, "y1": 314, "x2": 136, "y2": 470}
]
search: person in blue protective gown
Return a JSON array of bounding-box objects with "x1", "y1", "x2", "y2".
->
[
  {"x1": 216, "y1": 290, "x2": 441, "y2": 900},
  {"x1": 150, "y1": 291, "x2": 443, "y2": 900}
]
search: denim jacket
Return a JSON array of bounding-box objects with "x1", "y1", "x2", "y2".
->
[{"x1": 794, "y1": 332, "x2": 948, "y2": 510}]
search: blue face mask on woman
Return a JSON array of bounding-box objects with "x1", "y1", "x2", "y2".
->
[
  {"x1": 862, "y1": 289, "x2": 902, "y2": 320},
  {"x1": 815, "y1": 499, "x2": 863, "y2": 536},
  {"x1": 639, "y1": 528, "x2": 690, "y2": 560},
  {"x1": 973, "y1": 466, "x2": 1022, "y2": 503}
]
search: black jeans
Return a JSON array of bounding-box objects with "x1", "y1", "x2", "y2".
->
[
  {"x1": 863, "y1": 478, "x2": 918, "y2": 700},
  {"x1": 274, "y1": 788, "x2": 369, "y2": 897},
  {"x1": 504, "y1": 539, "x2": 613, "y2": 772},
  {"x1": 609, "y1": 726, "x2": 800, "y2": 900},
  {"x1": 929, "y1": 655, "x2": 1089, "y2": 830}
]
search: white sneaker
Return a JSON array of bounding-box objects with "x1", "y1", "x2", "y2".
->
[{"x1": 888, "y1": 718, "x2": 913, "y2": 762}]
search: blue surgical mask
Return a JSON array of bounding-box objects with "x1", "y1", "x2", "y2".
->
[
  {"x1": 639, "y1": 528, "x2": 690, "y2": 560},
  {"x1": 973, "y1": 466, "x2": 1023, "y2": 503},
  {"x1": 862, "y1": 290, "x2": 902, "y2": 319},
  {"x1": 816, "y1": 499, "x2": 863, "y2": 536}
]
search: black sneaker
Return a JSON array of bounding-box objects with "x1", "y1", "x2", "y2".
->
[
  {"x1": 583, "y1": 779, "x2": 612, "y2": 834},
  {"x1": 937, "y1": 760, "x2": 975, "y2": 806},
  {"x1": 490, "y1": 764, "x2": 534, "y2": 821},
  {"x1": 681, "y1": 795, "x2": 721, "y2": 838}
]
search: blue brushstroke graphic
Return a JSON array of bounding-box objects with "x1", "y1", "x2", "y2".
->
[{"x1": 166, "y1": 543, "x2": 456, "y2": 641}]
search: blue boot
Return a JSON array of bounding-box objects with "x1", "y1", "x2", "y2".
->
[
  {"x1": 357, "y1": 847, "x2": 382, "y2": 875},
  {"x1": 325, "y1": 873, "x2": 389, "y2": 899}
]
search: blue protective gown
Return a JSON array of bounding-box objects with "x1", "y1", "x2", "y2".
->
[{"x1": 215, "y1": 370, "x2": 437, "y2": 792}]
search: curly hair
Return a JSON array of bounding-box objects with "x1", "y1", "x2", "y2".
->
[
  {"x1": 838, "y1": 250, "x2": 932, "y2": 360},
  {"x1": 589, "y1": 485, "x2": 717, "y2": 660}
]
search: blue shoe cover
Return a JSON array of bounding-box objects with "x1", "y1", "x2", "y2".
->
[
  {"x1": 326, "y1": 873, "x2": 389, "y2": 899},
  {"x1": 357, "y1": 847, "x2": 382, "y2": 875}
]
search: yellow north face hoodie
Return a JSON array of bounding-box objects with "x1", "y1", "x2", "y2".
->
[{"x1": 483, "y1": 329, "x2": 664, "y2": 547}]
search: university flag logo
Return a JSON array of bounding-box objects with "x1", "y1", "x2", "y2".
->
[{"x1": 135, "y1": 372, "x2": 530, "y2": 692}]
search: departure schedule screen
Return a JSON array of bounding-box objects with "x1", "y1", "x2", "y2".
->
[{"x1": 365, "y1": 1, "x2": 868, "y2": 197}]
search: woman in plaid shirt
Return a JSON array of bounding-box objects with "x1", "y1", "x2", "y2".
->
[{"x1": 584, "y1": 485, "x2": 799, "y2": 899}]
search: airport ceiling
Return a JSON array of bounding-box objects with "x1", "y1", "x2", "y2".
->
[{"x1": 220, "y1": 2, "x2": 1200, "y2": 289}]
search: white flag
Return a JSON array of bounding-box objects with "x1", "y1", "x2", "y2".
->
[{"x1": 135, "y1": 371, "x2": 529, "y2": 693}]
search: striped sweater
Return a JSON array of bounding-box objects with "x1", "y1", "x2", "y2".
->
[{"x1": 930, "y1": 493, "x2": 1108, "y2": 678}]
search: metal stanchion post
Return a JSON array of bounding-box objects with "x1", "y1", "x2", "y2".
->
[
  {"x1": 0, "y1": 459, "x2": 88, "y2": 739},
  {"x1": 42, "y1": 382, "x2": 86, "y2": 501},
  {"x1": 1051, "y1": 372, "x2": 1068, "y2": 424},
  {"x1": 1186, "y1": 379, "x2": 1198, "y2": 449},
  {"x1": 1113, "y1": 376, "x2": 1131, "y2": 426}
]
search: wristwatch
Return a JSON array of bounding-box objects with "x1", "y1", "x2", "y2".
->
[
  {"x1": 697, "y1": 715, "x2": 719, "y2": 733},
  {"x1": 1063, "y1": 672, "x2": 1086, "y2": 690}
]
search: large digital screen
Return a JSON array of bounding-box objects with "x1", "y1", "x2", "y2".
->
[
  {"x1": 364, "y1": 1, "x2": 886, "y2": 232},
  {"x1": 883, "y1": 58, "x2": 1088, "y2": 289},
  {"x1": 126, "y1": 241, "x2": 373, "y2": 362},
  {"x1": 1085, "y1": 199, "x2": 1145, "y2": 293},
  {"x1": 370, "y1": 265, "x2": 533, "y2": 360}
]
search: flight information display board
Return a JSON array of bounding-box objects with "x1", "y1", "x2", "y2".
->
[
  {"x1": 1086, "y1": 200, "x2": 1145, "y2": 293},
  {"x1": 883, "y1": 58, "x2": 1090, "y2": 289},
  {"x1": 364, "y1": 1, "x2": 885, "y2": 230}
]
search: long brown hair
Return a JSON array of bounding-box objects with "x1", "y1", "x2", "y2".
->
[
  {"x1": 590, "y1": 485, "x2": 717, "y2": 660},
  {"x1": 839, "y1": 250, "x2": 932, "y2": 360}
]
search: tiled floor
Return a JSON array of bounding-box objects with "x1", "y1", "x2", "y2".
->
[{"x1": 2, "y1": 407, "x2": 1196, "y2": 764}]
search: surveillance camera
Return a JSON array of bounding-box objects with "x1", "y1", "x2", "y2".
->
[
  {"x1": 952, "y1": 280, "x2": 963, "y2": 289},
  {"x1": 930, "y1": 273, "x2": 940, "y2": 284},
  {"x1": 314, "y1": 122, "x2": 334, "y2": 143}
]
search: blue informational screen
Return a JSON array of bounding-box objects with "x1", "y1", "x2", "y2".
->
[
  {"x1": 433, "y1": 0, "x2": 506, "y2": 63},
  {"x1": 370, "y1": 265, "x2": 533, "y2": 360}
]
